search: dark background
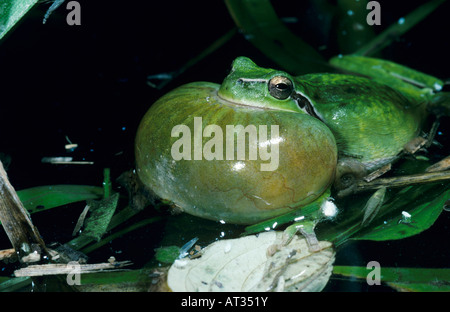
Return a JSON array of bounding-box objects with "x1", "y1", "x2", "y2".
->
[{"x1": 0, "y1": 0, "x2": 449, "y2": 291}]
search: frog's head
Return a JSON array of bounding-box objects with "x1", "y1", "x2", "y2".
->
[{"x1": 218, "y1": 57, "x2": 316, "y2": 115}]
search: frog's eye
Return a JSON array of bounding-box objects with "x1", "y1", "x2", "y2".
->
[{"x1": 268, "y1": 76, "x2": 294, "y2": 100}]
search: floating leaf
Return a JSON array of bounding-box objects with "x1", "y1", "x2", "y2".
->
[
  {"x1": 17, "y1": 185, "x2": 104, "y2": 214},
  {"x1": 353, "y1": 185, "x2": 449, "y2": 241},
  {"x1": 361, "y1": 187, "x2": 386, "y2": 227},
  {"x1": 167, "y1": 231, "x2": 334, "y2": 292}
]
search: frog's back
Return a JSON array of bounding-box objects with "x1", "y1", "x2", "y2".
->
[{"x1": 295, "y1": 74, "x2": 426, "y2": 169}]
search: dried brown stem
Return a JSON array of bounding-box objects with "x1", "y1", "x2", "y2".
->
[
  {"x1": 0, "y1": 160, "x2": 49, "y2": 263},
  {"x1": 14, "y1": 261, "x2": 132, "y2": 277},
  {"x1": 339, "y1": 170, "x2": 450, "y2": 197}
]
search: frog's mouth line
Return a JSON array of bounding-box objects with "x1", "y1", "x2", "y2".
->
[
  {"x1": 292, "y1": 92, "x2": 324, "y2": 122},
  {"x1": 216, "y1": 90, "x2": 282, "y2": 111}
]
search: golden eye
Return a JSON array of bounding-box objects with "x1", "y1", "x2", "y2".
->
[{"x1": 268, "y1": 76, "x2": 294, "y2": 100}]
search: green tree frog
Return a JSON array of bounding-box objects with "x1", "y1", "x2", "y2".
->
[{"x1": 133, "y1": 55, "x2": 443, "y2": 250}]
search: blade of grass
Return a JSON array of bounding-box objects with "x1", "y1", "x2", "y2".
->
[
  {"x1": 0, "y1": 277, "x2": 31, "y2": 292},
  {"x1": 225, "y1": 0, "x2": 328, "y2": 74},
  {"x1": 17, "y1": 185, "x2": 104, "y2": 214},
  {"x1": 0, "y1": 0, "x2": 39, "y2": 42},
  {"x1": 103, "y1": 168, "x2": 112, "y2": 199}
]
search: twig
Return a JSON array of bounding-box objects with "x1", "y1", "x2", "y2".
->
[
  {"x1": 0, "y1": 248, "x2": 16, "y2": 262},
  {"x1": 426, "y1": 156, "x2": 450, "y2": 172},
  {"x1": 0, "y1": 160, "x2": 50, "y2": 263},
  {"x1": 363, "y1": 163, "x2": 392, "y2": 182},
  {"x1": 14, "y1": 261, "x2": 133, "y2": 277},
  {"x1": 339, "y1": 170, "x2": 450, "y2": 197}
]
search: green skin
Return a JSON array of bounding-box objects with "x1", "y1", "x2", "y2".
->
[
  {"x1": 136, "y1": 81, "x2": 337, "y2": 225},
  {"x1": 135, "y1": 56, "x2": 431, "y2": 226},
  {"x1": 220, "y1": 57, "x2": 428, "y2": 170}
]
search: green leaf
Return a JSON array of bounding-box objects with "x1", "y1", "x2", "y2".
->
[
  {"x1": 82, "y1": 193, "x2": 120, "y2": 241},
  {"x1": 333, "y1": 265, "x2": 450, "y2": 291},
  {"x1": 75, "y1": 270, "x2": 150, "y2": 286},
  {"x1": 386, "y1": 281, "x2": 450, "y2": 292},
  {"x1": 17, "y1": 185, "x2": 104, "y2": 214},
  {"x1": 224, "y1": 0, "x2": 328, "y2": 74},
  {"x1": 0, "y1": 277, "x2": 31, "y2": 292},
  {"x1": 329, "y1": 55, "x2": 444, "y2": 101},
  {"x1": 317, "y1": 179, "x2": 449, "y2": 246},
  {"x1": 154, "y1": 246, "x2": 181, "y2": 264},
  {"x1": 0, "y1": 0, "x2": 39, "y2": 42},
  {"x1": 353, "y1": 185, "x2": 449, "y2": 241},
  {"x1": 361, "y1": 187, "x2": 386, "y2": 227},
  {"x1": 66, "y1": 205, "x2": 143, "y2": 251}
]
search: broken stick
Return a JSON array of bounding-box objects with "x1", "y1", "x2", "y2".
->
[
  {"x1": 0, "y1": 160, "x2": 50, "y2": 263},
  {"x1": 338, "y1": 170, "x2": 450, "y2": 197},
  {"x1": 14, "y1": 261, "x2": 133, "y2": 277}
]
